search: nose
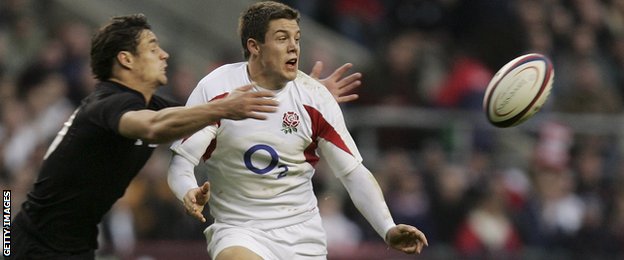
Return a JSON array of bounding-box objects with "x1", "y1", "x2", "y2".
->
[
  {"x1": 161, "y1": 48, "x2": 170, "y2": 60},
  {"x1": 288, "y1": 38, "x2": 298, "y2": 53}
]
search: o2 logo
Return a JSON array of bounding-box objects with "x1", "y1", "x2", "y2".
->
[{"x1": 244, "y1": 144, "x2": 289, "y2": 179}]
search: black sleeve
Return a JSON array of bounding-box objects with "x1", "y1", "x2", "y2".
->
[{"x1": 85, "y1": 92, "x2": 146, "y2": 135}]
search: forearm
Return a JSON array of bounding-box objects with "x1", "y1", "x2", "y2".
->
[
  {"x1": 167, "y1": 154, "x2": 199, "y2": 201},
  {"x1": 339, "y1": 164, "x2": 396, "y2": 241},
  {"x1": 145, "y1": 101, "x2": 228, "y2": 143}
]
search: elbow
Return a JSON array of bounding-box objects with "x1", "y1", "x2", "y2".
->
[
  {"x1": 166, "y1": 167, "x2": 176, "y2": 189},
  {"x1": 141, "y1": 125, "x2": 172, "y2": 144}
]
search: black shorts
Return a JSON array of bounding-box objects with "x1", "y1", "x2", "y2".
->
[{"x1": 8, "y1": 212, "x2": 94, "y2": 260}]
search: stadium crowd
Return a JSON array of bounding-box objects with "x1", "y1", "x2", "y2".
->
[{"x1": 2, "y1": 0, "x2": 624, "y2": 259}]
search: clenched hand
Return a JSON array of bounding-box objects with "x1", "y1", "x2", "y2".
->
[{"x1": 386, "y1": 224, "x2": 429, "y2": 254}]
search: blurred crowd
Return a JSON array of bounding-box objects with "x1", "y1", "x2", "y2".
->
[{"x1": 2, "y1": 0, "x2": 624, "y2": 259}]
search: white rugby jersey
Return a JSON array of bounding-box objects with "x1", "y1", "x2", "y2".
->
[{"x1": 170, "y1": 62, "x2": 363, "y2": 229}]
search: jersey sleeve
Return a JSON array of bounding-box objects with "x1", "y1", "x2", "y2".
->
[
  {"x1": 185, "y1": 72, "x2": 229, "y2": 106},
  {"x1": 170, "y1": 126, "x2": 217, "y2": 166},
  {"x1": 339, "y1": 164, "x2": 396, "y2": 240},
  {"x1": 169, "y1": 71, "x2": 226, "y2": 165},
  {"x1": 303, "y1": 75, "x2": 363, "y2": 177},
  {"x1": 85, "y1": 92, "x2": 145, "y2": 135}
]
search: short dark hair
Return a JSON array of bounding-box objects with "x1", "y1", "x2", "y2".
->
[
  {"x1": 238, "y1": 1, "x2": 300, "y2": 59},
  {"x1": 90, "y1": 14, "x2": 151, "y2": 81}
]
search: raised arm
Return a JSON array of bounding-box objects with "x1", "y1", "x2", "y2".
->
[{"x1": 118, "y1": 84, "x2": 278, "y2": 144}]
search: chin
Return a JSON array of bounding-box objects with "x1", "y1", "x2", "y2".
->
[
  {"x1": 159, "y1": 77, "x2": 168, "y2": 86},
  {"x1": 285, "y1": 71, "x2": 297, "y2": 81}
]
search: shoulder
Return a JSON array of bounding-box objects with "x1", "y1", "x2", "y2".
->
[
  {"x1": 198, "y1": 62, "x2": 246, "y2": 85},
  {"x1": 196, "y1": 62, "x2": 247, "y2": 92},
  {"x1": 294, "y1": 70, "x2": 324, "y2": 90},
  {"x1": 187, "y1": 62, "x2": 248, "y2": 105},
  {"x1": 293, "y1": 71, "x2": 337, "y2": 108},
  {"x1": 151, "y1": 94, "x2": 182, "y2": 108},
  {"x1": 78, "y1": 82, "x2": 146, "y2": 130},
  {"x1": 86, "y1": 82, "x2": 144, "y2": 107}
]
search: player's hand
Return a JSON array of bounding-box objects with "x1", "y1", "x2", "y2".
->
[
  {"x1": 385, "y1": 224, "x2": 428, "y2": 254},
  {"x1": 183, "y1": 182, "x2": 211, "y2": 222},
  {"x1": 220, "y1": 84, "x2": 279, "y2": 120},
  {"x1": 310, "y1": 61, "x2": 361, "y2": 103}
]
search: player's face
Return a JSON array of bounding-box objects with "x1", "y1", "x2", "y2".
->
[
  {"x1": 258, "y1": 19, "x2": 300, "y2": 85},
  {"x1": 133, "y1": 30, "x2": 169, "y2": 87}
]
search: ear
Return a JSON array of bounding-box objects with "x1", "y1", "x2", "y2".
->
[
  {"x1": 116, "y1": 51, "x2": 133, "y2": 69},
  {"x1": 247, "y1": 38, "x2": 261, "y2": 56}
]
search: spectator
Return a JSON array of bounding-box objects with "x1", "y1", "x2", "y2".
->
[{"x1": 454, "y1": 174, "x2": 523, "y2": 259}]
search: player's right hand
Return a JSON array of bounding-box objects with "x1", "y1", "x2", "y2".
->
[
  {"x1": 183, "y1": 181, "x2": 211, "y2": 222},
  {"x1": 221, "y1": 84, "x2": 279, "y2": 120}
]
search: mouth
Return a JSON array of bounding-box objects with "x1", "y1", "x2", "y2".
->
[{"x1": 285, "y1": 58, "x2": 297, "y2": 70}]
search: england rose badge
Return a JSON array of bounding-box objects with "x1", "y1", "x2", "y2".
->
[{"x1": 281, "y1": 111, "x2": 299, "y2": 134}]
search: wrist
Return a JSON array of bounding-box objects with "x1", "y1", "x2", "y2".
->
[{"x1": 384, "y1": 225, "x2": 395, "y2": 243}]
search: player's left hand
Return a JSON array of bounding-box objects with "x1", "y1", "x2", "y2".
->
[
  {"x1": 310, "y1": 61, "x2": 361, "y2": 103},
  {"x1": 385, "y1": 224, "x2": 428, "y2": 254}
]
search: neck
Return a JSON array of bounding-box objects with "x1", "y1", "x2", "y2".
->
[
  {"x1": 109, "y1": 78, "x2": 155, "y2": 102},
  {"x1": 247, "y1": 61, "x2": 286, "y2": 90}
]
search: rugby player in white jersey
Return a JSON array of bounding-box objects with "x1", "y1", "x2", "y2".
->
[{"x1": 167, "y1": 1, "x2": 428, "y2": 259}]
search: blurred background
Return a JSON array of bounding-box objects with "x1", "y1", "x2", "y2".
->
[{"x1": 2, "y1": 0, "x2": 624, "y2": 259}]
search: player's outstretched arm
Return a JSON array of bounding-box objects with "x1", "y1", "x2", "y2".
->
[
  {"x1": 183, "y1": 182, "x2": 211, "y2": 223},
  {"x1": 309, "y1": 61, "x2": 361, "y2": 103},
  {"x1": 214, "y1": 84, "x2": 279, "y2": 120},
  {"x1": 339, "y1": 164, "x2": 428, "y2": 255},
  {"x1": 386, "y1": 224, "x2": 428, "y2": 254},
  {"x1": 119, "y1": 84, "x2": 278, "y2": 144}
]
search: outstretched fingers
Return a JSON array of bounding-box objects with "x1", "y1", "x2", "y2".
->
[
  {"x1": 245, "y1": 92, "x2": 279, "y2": 120},
  {"x1": 309, "y1": 61, "x2": 324, "y2": 79},
  {"x1": 333, "y1": 73, "x2": 361, "y2": 103},
  {"x1": 326, "y1": 63, "x2": 353, "y2": 80},
  {"x1": 336, "y1": 72, "x2": 362, "y2": 92},
  {"x1": 224, "y1": 84, "x2": 279, "y2": 120},
  {"x1": 315, "y1": 62, "x2": 362, "y2": 104}
]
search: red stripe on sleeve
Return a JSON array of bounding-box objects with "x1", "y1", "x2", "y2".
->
[
  {"x1": 197, "y1": 92, "x2": 228, "y2": 160},
  {"x1": 202, "y1": 139, "x2": 217, "y2": 161},
  {"x1": 180, "y1": 92, "x2": 228, "y2": 162},
  {"x1": 303, "y1": 105, "x2": 353, "y2": 166}
]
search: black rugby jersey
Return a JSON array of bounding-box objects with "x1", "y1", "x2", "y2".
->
[{"x1": 19, "y1": 81, "x2": 180, "y2": 252}]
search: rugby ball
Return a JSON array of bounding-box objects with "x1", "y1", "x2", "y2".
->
[{"x1": 483, "y1": 53, "x2": 554, "y2": 127}]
